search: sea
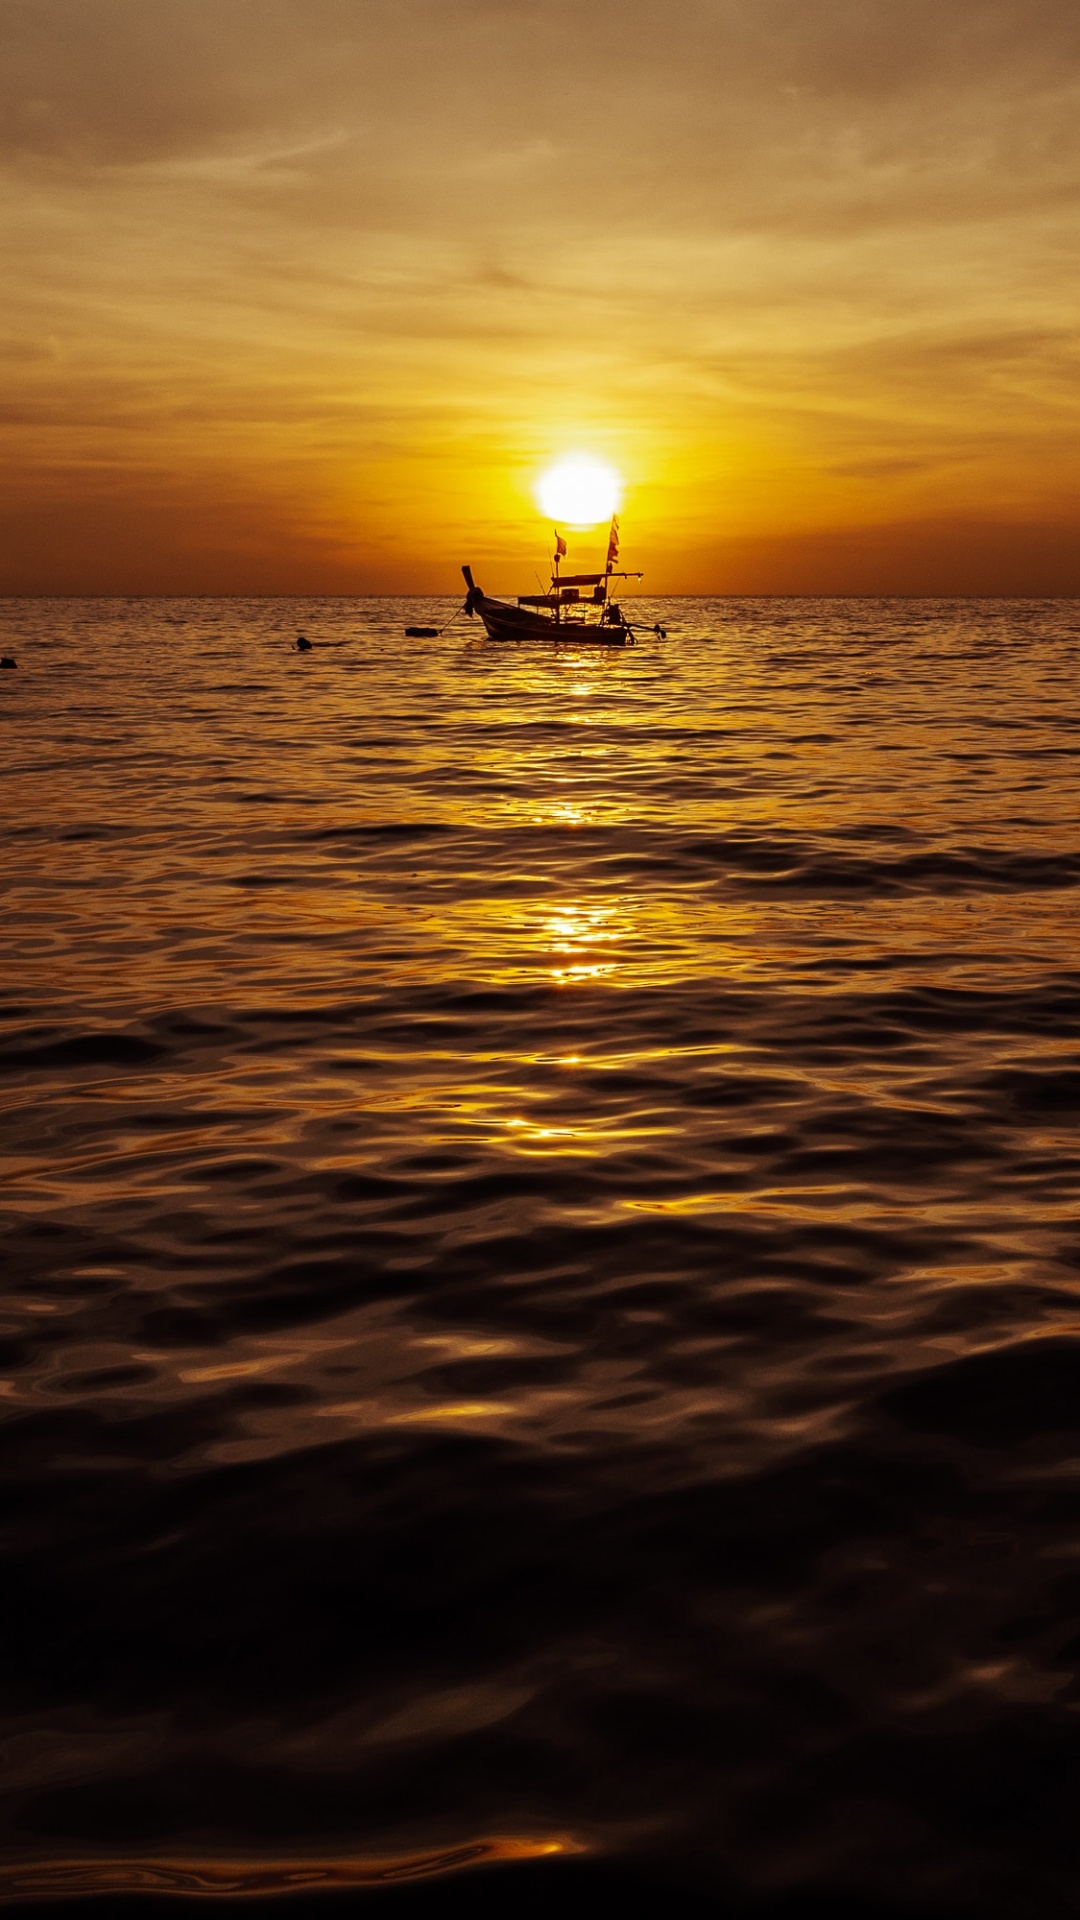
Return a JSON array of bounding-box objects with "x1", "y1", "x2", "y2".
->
[{"x1": 4, "y1": 595, "x2": 1080, "y2": 1920}]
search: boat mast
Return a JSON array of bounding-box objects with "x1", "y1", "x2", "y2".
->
[
  {"x1": 603, "y1": 515, "x2": 619, "y2": 619},
  {"x1": 552, "y1": 529, "x2": 565, "y2": 627}
]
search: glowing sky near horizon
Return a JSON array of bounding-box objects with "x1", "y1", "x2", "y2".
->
[{"x1": 3, "y1": 0, "x2": 1080, "y2": 594}]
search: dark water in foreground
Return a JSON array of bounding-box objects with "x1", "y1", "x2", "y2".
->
[{"x1": 4, "y1": 595, "x2": 1080, "y2": 1918}]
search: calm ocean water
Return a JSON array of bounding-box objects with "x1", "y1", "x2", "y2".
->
[{"x1": 4, "y1": 595, "x2": 1080, "y2": 1918}]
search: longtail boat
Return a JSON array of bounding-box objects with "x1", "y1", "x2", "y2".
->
[{"x1": 461, "y1": 517, "x2": 664, "y2": 647}]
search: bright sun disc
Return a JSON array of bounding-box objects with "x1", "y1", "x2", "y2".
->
[{"x1": 535, "y1": 455, "x2": 622, "y2": 527}]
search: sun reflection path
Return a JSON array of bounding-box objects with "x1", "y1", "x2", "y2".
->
[
  {"x1": 540, "y1": 898, "x2": 626, "y2": 983},
  {"x1": 0, "y1": 1837, "x2": 578, "y2": 1901}
]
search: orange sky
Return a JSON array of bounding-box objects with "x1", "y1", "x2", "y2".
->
[{"x1": 3, "y1": 0, "x2": 1080, "y2": 595}]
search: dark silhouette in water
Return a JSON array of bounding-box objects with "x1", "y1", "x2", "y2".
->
[
  {"x1": 295, "y1": 635, "x2": 313, "y2": 652},
  {"x1": 0, "y1": 655, "x2": 15, "y2": 668}
]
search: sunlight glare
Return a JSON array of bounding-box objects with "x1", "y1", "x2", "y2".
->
[{"x1": 535, "y1": 455, "x2": 622, "y2": 527}]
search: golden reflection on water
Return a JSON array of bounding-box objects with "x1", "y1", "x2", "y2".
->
[
  {"x1": 543, "y1": 901, "x2": 623, "y2": 983},
  {"x1": 8, "y1": 601, "x2": 1080, "y2": 1897},
  {"x1": 0, "y1": 1836, "x2": 577, "y2": 1902},
  {"x1": 386, "y1": 1402, "x2": 514, "y2": 1424}
]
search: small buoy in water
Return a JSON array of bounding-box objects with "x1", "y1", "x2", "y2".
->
[
  {"x1": 0, "y1": 655, "x2": 15, "y2": 669},
  {"x1": 295, "y1": 635, "x2": 312, "y2": 652},
  {"x1": 405, "y1": 626, "x2": 439, "y2": 638}
]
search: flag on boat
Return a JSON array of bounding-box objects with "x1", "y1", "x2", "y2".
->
[
  {"x1": 606, "y1": 516, "x2": 619, "y2": 568},
  {"x1": 554, "y1": 533, "x2": 567, "y2": 560}
]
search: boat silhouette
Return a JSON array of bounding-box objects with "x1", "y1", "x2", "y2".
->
[{"x1": 461, "y1": 518, "x2": 663, "y2": 646}]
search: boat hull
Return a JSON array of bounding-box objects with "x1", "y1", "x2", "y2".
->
[{"x1": 473, "y1": 594, "x2": 632, "y2": 646}]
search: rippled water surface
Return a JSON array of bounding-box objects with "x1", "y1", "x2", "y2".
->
[{"x1": 5, "y1": 596, "x2": 1080, "y2": 1915}]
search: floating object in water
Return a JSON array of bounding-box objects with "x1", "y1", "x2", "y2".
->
[
  {"x1": 295, "y1": 635, "x2": 312, "y2": 652},
  {"x1": 460, "y1": 518, "x2": 651, "y2": 647},
  {"x1": 405, "y1": 626, "x2": 440, "y2": 638},
  {"x1": 0, "y1": 655, "x2": 15, "y2": 669}
]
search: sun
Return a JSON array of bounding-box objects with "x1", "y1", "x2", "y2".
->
[{"x1": 535, "y1": 455, "x2": 622, "y2": 528}]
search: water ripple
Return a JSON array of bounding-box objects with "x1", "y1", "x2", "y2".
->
[{"x1": 4, "y1": 596, "x2": 1080, "y2": 1912}]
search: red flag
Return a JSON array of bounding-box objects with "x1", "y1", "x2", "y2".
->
[
  {"x1": 554, "y1": 533, "x2": 567, "y2": 560},
  {"x1": 605, "y1": 516, "x2": 619, "y2": 569}
]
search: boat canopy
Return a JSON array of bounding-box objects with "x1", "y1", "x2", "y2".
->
[{"x1": 550, "y1": 573, "x2": 604, "y2": 588}]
